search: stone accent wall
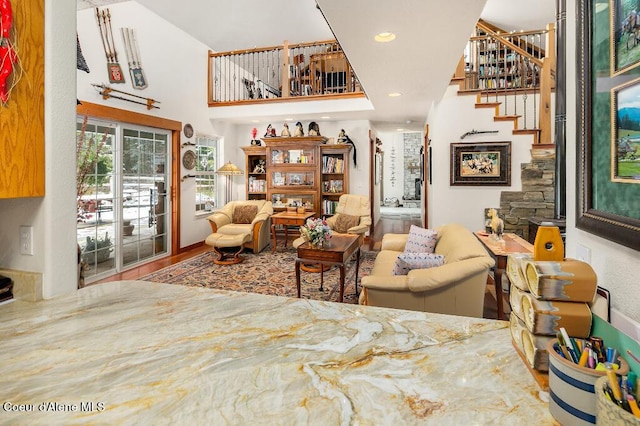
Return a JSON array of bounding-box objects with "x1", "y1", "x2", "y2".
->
[
  {"x1": 403, "y1": 133, "x2": 422, "y2": 201},
  {"x1": 498, "y1": 156, "x2": 556, "y2": 240}
]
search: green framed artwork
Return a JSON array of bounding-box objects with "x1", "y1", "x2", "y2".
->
[
  {"x1": 577, "y1": 0, "x2": 640, "y2": 251},
  {"x1": 610, "y1": 0, "x2": 640, "y2": 75}
]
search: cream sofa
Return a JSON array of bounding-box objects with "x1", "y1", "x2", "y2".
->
[
  {"x1": 206, "y1": 200, "x2": 273, "y2": 253},
  {"x1": 359, "y1": 223, "x2": 495, "y2": 318}
]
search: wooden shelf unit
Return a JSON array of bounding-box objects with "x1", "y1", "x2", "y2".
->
[
  {"x1": 320, "y1": 144, "x2": 351, "y2": 217},
  {"x1": 242, "y1": 146, "x2": 268, "y2": 201},
  {"x1": 241, "y1": 137, "x2": 351, "y2": 218}
]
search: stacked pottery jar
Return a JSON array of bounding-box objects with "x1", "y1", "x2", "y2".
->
[{"x1": 508, "y1": 225, "x2": 597, "y2": 373}]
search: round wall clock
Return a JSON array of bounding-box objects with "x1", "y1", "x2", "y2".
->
[
  {"x1": 182, "y1": 150, "x2": 197, "y2": 170},
  {"x1": 183, "y1": 123, "x2": 194, "y2": 138}
]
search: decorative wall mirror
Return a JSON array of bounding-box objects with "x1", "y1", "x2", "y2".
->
[{"x1": 576, "y1": 0, "x2": 640, "y2": 251}]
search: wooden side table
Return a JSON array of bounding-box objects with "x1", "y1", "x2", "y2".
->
[
  {"x1": 295, "y1": 234, "x2": 360, "y2": 302},
  {"x1": 474, "y1": 232, "x2": 533, "y2": 320},
  {"x1": 270, "y1": 211, "x2": 315, "y2": 253}
]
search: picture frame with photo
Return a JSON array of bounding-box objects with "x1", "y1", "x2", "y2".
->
[{"x1": 449, "y1": 141, "x2": 511, "y2": 186}]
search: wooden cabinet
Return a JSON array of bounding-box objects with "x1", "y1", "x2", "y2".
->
[
  {"x1": 242, "y1": 137, "x2": 351, "y2": 218},
  {"x1": 0, "y1": 0, "x2": 45, "y2": 198}
]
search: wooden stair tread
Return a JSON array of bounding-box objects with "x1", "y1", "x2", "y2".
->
[
  {"x1": 494, "y1": 115, "x2": 520, "y2": 121},
  {"x1": 513, "y1": 129, "x2": 540, "y2": 134},
  {"x1": 475, "y1": 102, "x2": 501, "y2": 108}
]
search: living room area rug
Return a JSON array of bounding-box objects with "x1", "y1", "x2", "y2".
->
[{"x1": 140, "y1": 247, "x2": 377, "y2": 304}]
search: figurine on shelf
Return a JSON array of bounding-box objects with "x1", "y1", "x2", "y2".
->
[
  {"x1": 253, "y1": 159, "x2": 266, "y2": 174},
  {"x1": 294, "y1": 121, "x2": 304, "y2": 137},
  {"x1": 308, "y1": 121, "x2": 320, "y2": 136},
  {"x1": 281, "y1": 122, "x2": 291, "y2": 137},
  {"x1": 250, "y1": 127, "x2": 261, "y2": 146},
  {"x1": 338, "y1": 129, "x2": 357, "y2": 167},
  {"x1": 264, "y1": 124, "x2": 273, "y2": 137},
  {"x1": 337, "y1": 129, "x2": 347, "y2": 143}
]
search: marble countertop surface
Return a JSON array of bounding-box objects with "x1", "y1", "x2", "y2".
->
[{"x1": 0, "y1": 281, "x2": 554, "y2": 425}]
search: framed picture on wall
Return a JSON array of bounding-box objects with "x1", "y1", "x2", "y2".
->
[
  {"x1": 577, "y1": 0, "x2": 640, "y2": 251},
  {"x1": 610, "y1": 0, "x2": 640, "y2": 76},
  {"x1": 449, "y1": 141, "x2": 511, "y2": 186},
  {"x1": 610, "y1": 77, "x2": 640, "y2": 183}
]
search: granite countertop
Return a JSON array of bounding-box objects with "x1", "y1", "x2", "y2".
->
[{"x1": 0, "y1": 281, "x2": 554, "y2": 424}]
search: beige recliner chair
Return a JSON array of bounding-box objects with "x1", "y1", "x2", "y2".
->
[
  {"x1": 206, "y1": 200, "x2": 273, "y2": 253},
  {"x1": 324, "y1": 194, "x2": 371, "y2": 243},
  {"x1": 293, "y1": 194, "x2": 371, "y2": 250}
]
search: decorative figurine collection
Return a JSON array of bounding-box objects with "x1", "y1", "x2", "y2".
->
[{"x1": 255, "y1": 123, "x2": 354, "y2": 165}]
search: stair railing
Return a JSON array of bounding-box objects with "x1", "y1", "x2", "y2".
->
[
  {"x1": 460, "y1": 21, "x2": 555, "y2": 144},
  {"x1": 208, "y1": 40, "x2": 364, "y2": 106}
]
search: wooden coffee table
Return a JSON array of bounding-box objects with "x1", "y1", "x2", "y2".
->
[
  {"x1": 270, "y1": 211, "x2": 315, "y2": 253},
  {"x1": 295, "y1": 234, "x2": 360, "y2": 303},
  {"x1": 474, "y1": 231, "x2": 533, "y2": 320}
]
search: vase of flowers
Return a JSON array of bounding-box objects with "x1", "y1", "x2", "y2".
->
[{"x1": 300, "y1": 217, "x2": 332, "y2": 248}]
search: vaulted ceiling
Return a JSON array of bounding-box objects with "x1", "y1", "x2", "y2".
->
[{"x1": 77, "y1": 0, "x2": 556, "y2": 132}]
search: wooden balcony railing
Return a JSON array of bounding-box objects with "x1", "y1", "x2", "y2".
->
[
  {"x1": 208, "y1": 40, "x2": 364, "y2": 106},
  {"x1": 457, "y1": 21, "x2": 556, "y2": 144}
]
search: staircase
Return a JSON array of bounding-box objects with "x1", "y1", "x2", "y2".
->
[
  {"x1": 456, "y1": 20, "x2": 556, "y2": 149},
  {"x1": 451, "y1": 20, "x2": 558, "y2": 239}
]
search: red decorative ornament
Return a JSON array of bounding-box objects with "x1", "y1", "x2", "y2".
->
[
  {"x1": 0, "y1": 0, "x2": 18, "y2": 104},
  {"x1": 251, "y1": 127, "x2": 258, "y2": 140}
]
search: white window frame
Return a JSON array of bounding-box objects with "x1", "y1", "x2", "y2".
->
[{"x1": 194, "y1": 135, "x2": 219, "y2": 214}]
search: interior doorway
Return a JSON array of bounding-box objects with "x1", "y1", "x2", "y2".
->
[{"x1": 381, "y1": 132, "x2": 423, "y2": 217}]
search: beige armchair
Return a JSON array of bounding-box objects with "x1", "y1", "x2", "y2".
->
[
  {"x1": 207, "y1": 200, "x2": 273, "y2": 253},
  {"x1": 325, "y1": 194, "x2": 371, "y2": 244}
]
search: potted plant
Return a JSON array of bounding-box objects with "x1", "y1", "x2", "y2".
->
[
  {"x1": 82, "y1": 232, "x2": 112, "y2": 264},
  {"x1": 123, "y1": 219, "x2": 135, "y2": 236}
]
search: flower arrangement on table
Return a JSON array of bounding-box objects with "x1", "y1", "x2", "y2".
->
[{"x1": 300, "y1": 217, "x2": 332, "y2": 247}]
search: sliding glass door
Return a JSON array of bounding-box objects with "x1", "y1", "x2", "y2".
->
[
  {"x1": 121, "y1": 127, "x2": 170, "y2": 268},
  {"x1": 77, "y1": 117, "x2": 171, "y2": 283}
]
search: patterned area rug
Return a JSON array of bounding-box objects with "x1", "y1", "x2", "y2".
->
[{"x1": 140, "y1": 247, "x2": 377, "y2": 304}]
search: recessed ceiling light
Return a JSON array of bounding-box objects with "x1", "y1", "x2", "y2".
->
[
  {"x1": 396, "y1": 128, "x2": 404, "y2": 132},
  {"x1": 388, "y1": 92, "x2": 402, "y2": 97},
  {"x1": 251, "y1": 120, "x2": 260, "y2": 123},
  {"x1": 321, "y1": 116, "x2": 331, "y2": 119},
  {"x1": 285, "y1": 118, "x2": 293, "y2": 121},
  {"x1": 375, "y1": 32, "x2": 396, "y2": 42}
]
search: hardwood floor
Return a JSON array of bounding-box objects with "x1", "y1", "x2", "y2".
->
[{"x1": 94, "y1": 211, "x2": 502, "y2": 320}]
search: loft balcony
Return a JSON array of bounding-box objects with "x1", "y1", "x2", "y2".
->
[{"x1": 208, "y1": 40, "x2": 366, "y2": 107}]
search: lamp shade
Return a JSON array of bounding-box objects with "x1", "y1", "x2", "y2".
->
[{"x1": 216, "y1": 161, "x2": 243, "y2": 176}]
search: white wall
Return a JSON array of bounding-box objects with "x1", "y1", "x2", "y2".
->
[
  {"x1": 77, "y1": 3, "x2": 223, "y2": 249},
  {"x1": 0, "y1": 0, "x2": 78, "y2": 298},
  {"x1": 426, "y1": 85, "x2": 534, "y2": 231},
  {"x1": 564, "y1": 1, "x2": 640, "y2": 325}
]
